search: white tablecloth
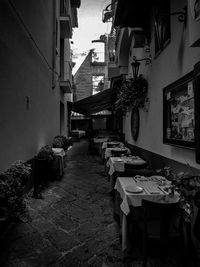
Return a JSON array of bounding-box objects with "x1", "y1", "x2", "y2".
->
[
  {"x1": 93, "y1": 137, "x2": 110, "y2": 144},
  {"x1": 107, "y1": 156, "x2": 147, "y2": 176},
  {"x1": 114, "y1": 176, "x2": 179, "y2": 250},
  {"x1": 102, "y1": 141, "x2": 124, "y2": 150},
  {"x1": 52, "y1": 148, "x2": 65, "y2": 157},
  {"x1": 52, "y1": 148, "x2": 66, "y2": 177},
  {"x1": 104, "y1": 147, "x2": 131, "y2": 159}
]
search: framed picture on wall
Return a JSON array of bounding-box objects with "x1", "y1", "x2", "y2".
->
[
  {"x1": 194, "y1": 61, "x2": 200, "y2": 163},
  {"x1": 163, "y1": 71, "x2": 195, "y2": 149},
  {"x1": 188, "y1": 0, "x2": 200, "y2": 46}
]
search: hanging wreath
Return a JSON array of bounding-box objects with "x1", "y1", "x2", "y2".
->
[{"x1": 115, "y1": 75, "x2": 148, "y2": 113}]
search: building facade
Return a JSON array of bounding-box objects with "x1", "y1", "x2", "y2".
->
[
  {"x1": 73, "y1": 35, "x2": 110, "y2": 101},
  {"x1": 106, "y1": 0, "x2": 200, "y2": 174},
  {"x1": 0, "y1": 0, "x2": 80, "y2": 171}
]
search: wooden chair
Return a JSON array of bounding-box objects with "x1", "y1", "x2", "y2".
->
[
  {"x1": 138, "y1": 199, "x2": 185, "y2": 267},
  {"x1": 124, "y1": 161, "x2": 148, "y2": 170}
]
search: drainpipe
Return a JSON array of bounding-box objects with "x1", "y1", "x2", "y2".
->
[{"x1": 52, "y1": 0, "x2": 56, "y2": 89}]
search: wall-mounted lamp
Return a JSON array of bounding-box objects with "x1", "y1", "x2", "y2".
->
[
  {"x1": 102, "y1": 3, "x2": 115, "y2": 23},
  {"x1": 131, "y1": 55, "x2": 152, "y2": 79}
]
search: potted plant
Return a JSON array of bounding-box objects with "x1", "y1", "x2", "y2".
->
[
  {"x1": 115, "y1": 75, "x2": 148, "y2": 114},
  {"x1": 33, "y1": 145, "x2": 56, "y2": 198},
  {"x1": 52, "y1": 135, "x2": 70, "y2": 151},
  {"x1": 170, "y1": 173, "x2": 200, "y2": 225},
  {"x1": 0, "y1": 160, "x2": 32, "y2": 222}
]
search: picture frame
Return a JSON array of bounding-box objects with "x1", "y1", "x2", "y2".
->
[
  {"x1": 163, "y1": 71, "x2": 195, "y2": 149},
  {"x1": 188, "y1": 0, "x2": 200, "y2": 46},
  {"x1": 194, "y1": 61, "x2": 200, "y2": 163}
]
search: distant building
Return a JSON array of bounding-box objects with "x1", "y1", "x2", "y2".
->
[
  {"x1": 0, "y1": 0, "x2": 81, "y2": 171},
  {"x1": 73, "y1": 36, "x2": 110, "y2": 101},
  {"x1": 71, "y1": 36, "x2": 111, "y2": 130}
]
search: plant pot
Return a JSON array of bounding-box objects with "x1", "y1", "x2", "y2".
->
[{"x1": 33, "y1": 157, "x2": 55, "y2": 197}]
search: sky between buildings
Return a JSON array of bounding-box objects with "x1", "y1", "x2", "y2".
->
[{"x1": 72, "y1": 0, "x2": 111, "y2": 74}]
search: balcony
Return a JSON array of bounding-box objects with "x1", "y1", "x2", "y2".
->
[
  {"x1": 60, "y1": 0, "x2": 72, "y2": 39},
  {"x1": 70, "y1": 0, "x2": 81, "y2": 8},
  {"x1": 59, "y1": 80, "x2": 72, "y2": 93}
]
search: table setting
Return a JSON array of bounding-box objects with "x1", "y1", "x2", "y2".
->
[
  {"x1": 104, "y1": 147, "x2": 131, "y2": 159},
  {"x1": 107, "y1": 156, "x2": 147, "y2": 176},
  {"x1": 102, "y1": 141, "x2": 124, "y2": 150},
  {"x1": 114, "y1": 175, "x2": 180, "y2": 251}
]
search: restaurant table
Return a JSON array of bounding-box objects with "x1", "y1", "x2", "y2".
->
[
  {"x1": 106, "y1": 156, "x2": 147, "y2": 192},
  {"x1": 93, "y1": 137, "x2": 110, "y2": 155},
  {"x1": 104, "y1": 147, "x2": 131, "y2": 159},
  {"x1": 102, "y1": 141, "x2": 124, "y2": 150},
  {"x1": 107, "y1": 156, "x2": 147, "y2": 176},
  {"x1": 114, "y1": 176, "x2": 179, "y2": 251},
  {"x1": 101, "y1": 141, "x2": 124, "y2": 159},
  {"x1": 93, "y1": 137, "x2": 110, "y2": 144},
  {"x1": 52, "y1": 148, "x2": 66, "y2": 177},
  {"x1": 71, "y1": 130, "x2": 86, "y2": 139}
]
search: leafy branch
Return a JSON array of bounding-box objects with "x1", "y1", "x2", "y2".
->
[{"x1": 115, "y1": 75, "x2": 148, "y2": 113}]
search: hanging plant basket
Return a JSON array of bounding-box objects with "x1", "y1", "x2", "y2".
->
[{"x1": 115, "y1": 75, "x2": 148, "y2": 114}]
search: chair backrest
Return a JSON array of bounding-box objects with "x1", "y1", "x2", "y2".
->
[
  {"x1": 124, "y1": 162, "x2": 148, "y2": 170},
  {"x1": 111, "y1": 149, "x2": 127, "y2": 157},
  {"x1": 107, "y1": 143, "x2": 120, "y2": 148},
  {"x1": 141, "y1": 199, "x2": 181, "y2": 242},
  {"x1": 122, "y1": 168, "x2": 157, "y2": 177}
]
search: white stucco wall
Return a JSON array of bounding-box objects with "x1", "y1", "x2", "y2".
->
[
  {"x1": 0, "y1": 0, "x2": 64, "y2": 171},
  {"x1": 124, "y1": 0, "x2": 200, "y2": 169}
]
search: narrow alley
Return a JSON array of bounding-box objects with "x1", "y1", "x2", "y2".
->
[
  {"x1": 0, "y1": 140, "x2": 125, "y2": 267},
  {"x1": 1, "y1": 0, "x2": 200, "y2": 266},
  {"x1": 0, "y1": 140, "x2": 185, "y2": 267}
]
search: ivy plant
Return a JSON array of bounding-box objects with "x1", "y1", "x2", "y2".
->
[{"x1": 115, "y1": 75, "x2": 148, "y2": 113}]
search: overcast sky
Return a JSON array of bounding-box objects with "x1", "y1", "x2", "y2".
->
[{"x1": 72, "y1": 0, "x2": 111, "y2": 74}]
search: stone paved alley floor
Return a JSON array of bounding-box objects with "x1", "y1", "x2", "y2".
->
[{"x1": 0, "y1": 140, "x2": 184, "y2": 267}]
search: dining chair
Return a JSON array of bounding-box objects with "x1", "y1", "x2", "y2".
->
[
  {"x1": 107, "y1": 143, "x2": 119, "y2": 148},
  {"x1": 124, "y1": 161, "x2": 148, "y2": 170},
  {"x1": 111, "y1": 149, "x2": 128, "y2": 157},
  {"x1": 138, "y1": 199, "x2": 185, "y2": 267},
  {"x1": 122, "y1": 168, "x2": 157, "y2": 177}
]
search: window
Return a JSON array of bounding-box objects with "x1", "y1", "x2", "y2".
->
[
  {"x1": 153, "y1": 0, "x2": 171, "y2": 56},
  {"x1": 60, "y1": 39, "x2": 64, "y2": 80},
  {"x1": 92, "y1": 75, "x2": 105, "y2": 95},
  {"x1": 91, "y1": 42, "x2": 105, "y2": 63}
]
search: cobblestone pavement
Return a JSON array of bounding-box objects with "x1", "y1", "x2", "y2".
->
[{"x1": 0, "y1": 140, "x2": 184, "y2": 267}]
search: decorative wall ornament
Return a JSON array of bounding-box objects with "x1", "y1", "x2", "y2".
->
[{"x1": 131, "y1": 107, "x2": 140, "y2": 141}]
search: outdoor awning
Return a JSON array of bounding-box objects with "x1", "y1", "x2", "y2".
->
[{"x1": 70, "y1": 88, "x2": 117, "y2": 116}]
